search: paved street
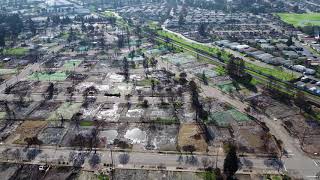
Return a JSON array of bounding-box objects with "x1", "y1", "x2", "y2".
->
[{"x1": 0, "y1": 144, "x2": 283, "y2": 175}]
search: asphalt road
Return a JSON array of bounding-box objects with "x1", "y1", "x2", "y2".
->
[
  {"x1": 0, "y1": 144, "x2": 283, "y2": 174},
  {"x1": 255, "y1": 112, "x2": 320, "y2": 179}
]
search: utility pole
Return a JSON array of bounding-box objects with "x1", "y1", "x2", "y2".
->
[
  {"x1": 110, "y1": 145, "x2": 115, "y2": 180},
  {"x1": 215, "y1": 144, "x2": 219, "y2": 169},
  {"x1": 110, "y1": 145, "x2": 114, "y2": 168}
]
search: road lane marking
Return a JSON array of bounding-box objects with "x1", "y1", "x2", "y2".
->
[{"x1": 313, "y1": 160, "x2": 319, "y2": 167}]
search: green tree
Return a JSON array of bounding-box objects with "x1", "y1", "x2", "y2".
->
[
  {"x1": 198, "y1": 23, "x2": 208, "y2": 37},
  {"x1": 0, "y1": 27, "x2": 5, "y2": 48},
  {"x1": 216, "y1": 51, "x2": 222, "y2": 59},
  {"x1": 294, "y1": 91, "x2": 310, "y2": 113},
  {"x1": 67, "y1": 27, "x2": 75, "y2": 43},
  {"x1": 226, "y1": 58, "x2": 236, "y2": 76},
  {"x1": 151, "y1": 79, "x2": 155, "y2": 96},
  {"x1": 27, "y1": 18, "x2": 36, "y2": 36},
  {"x1": 46, "y1": 82, "x2": 54, "y2": 100},
  {"x1": 178, "y1": 14, "x2": 185, "y2": 26},
  {"x1": 202, "y1": 71, "x2": 208, "y2": 85},
  {"x1": 286, "y1": 36, "x2": 294, "y2": 47},
  {"x1": 117, "y1": 34, "x2": 125, "y2": 48},
  {"x1": 122, "y1": 57, "x2": 129, "y2": 82},
  {"x1": 223, "y1": 144, "x2": 239, "y2": 179},
  {"x1": 237, "y1": 58, "x2": 246, "y2": 77}
]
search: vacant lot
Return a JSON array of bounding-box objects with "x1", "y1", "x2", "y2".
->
[
  {"x1": 48, "y1": 103, "x2": 82, "y2": 120},
  {"x1": 13, "y1": 120, "x2": 47, "y2": 144},
  {"x1": 178, "y1": 124, "x2": 208, "y2": 152},
  {"x1": 277, "y1": 13, "x2": 320, "y2": 27}
]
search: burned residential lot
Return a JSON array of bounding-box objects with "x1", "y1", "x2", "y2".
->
[
  {"x1": 0, "y1": 16, "x2": 286, "y2": 178},
  {"x1": 0, "y1": 0, "x2": 320, "y2": 179}
]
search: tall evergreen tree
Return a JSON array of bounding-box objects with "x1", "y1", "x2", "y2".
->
[
  {"x1": 223, "y1": 144, "x2": 239, "y2": 179},
  {"x1": 286, "y1": 36, "x2": 294, "y2": 47},
  {"x1": 0, "y1": 27, "x2": 5, "y2": 48}
]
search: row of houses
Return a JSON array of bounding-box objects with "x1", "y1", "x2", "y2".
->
[
  {"x1": 117, "y1": 3, "x2": 167, "y2": 22},
  {"x1": 215, "y1": 40, "x2": 316, "y2": 75},
  {"x1": 168, "y1": 8, "x2": 266, "y2": 27}
]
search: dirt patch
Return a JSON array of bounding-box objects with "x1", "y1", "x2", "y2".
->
[
  {"x1": 13, "y1": 120, "x2": 47, "y2": 144},
  {"x1": 235, "y1": 126, "x2": 278, "y2": 154},
  {"x1": 178, "y1": 124, "x2": 208, "y2": 152}
]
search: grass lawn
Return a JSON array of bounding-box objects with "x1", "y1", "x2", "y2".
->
[
  {"x1": 102, "y1": 10, "x2": 128, "y2": 28},
  {"x1": 157, "y1": 30, "x2": 231, "y2": 61},
  {"x1": 29, "y1": 71, "x2": 68, "y2": 81},
  {"x1": 148, "y1": 21, "x2": 160, "y2": 30},
  {"x1": 303, "y1": 112, "x2": 320, "y2": 122},
  {"x1": 215, "y1": 66, "x2": 227, "y2": 76},
  {"x1": 0, "y1": 68, "x2": 17, "y2": 75},
  {"x1": 227, "y1": 109, "x2": 251, "y2": 122},
  {"x1": 3, "y1": 48, "x2": 28, "y2": 56},
  {"x1": 63, "y1": 59, "x2": 83, "y2": 70},
  {"x1": 102, "y1": 10, "x2": 121, "y2": 19},
  {"x1": 136, "y1": 78, "x2": 159, "y2": 86},
  {"x1": 208, "y1": 111, "x2": 233, "y2": 127},
  {"x1": 97, "y1": 174, "x2": 109, "y2": 180},
  {"x1": 197, "y1": 171, "x2": 216, "y2": 180},
  {"x1": 0, "y1": 112, "x2": 6, "y2": 119},
  {"x1": 245, "y1": 62, "x2": 296, "y2": 81},
  {"x1": 277, "y1": 13, "x2": 320, "y2": 27},
  {"x1": 217, "y1": 82, "x2": 236, "y2": 93},
  {"x1": 60, "y1": 32, "x2": 69, "y2": 39},
  {"x1": 80, "y1": 121, "x2": 94, "y2": 126}
]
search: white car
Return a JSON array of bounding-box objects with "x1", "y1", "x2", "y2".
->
[{"x1": 38, "y1": 165, "x2": 48, "y2": 171}]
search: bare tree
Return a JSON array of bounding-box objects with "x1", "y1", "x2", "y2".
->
[
  {"x1": 182, "y1": 145, "x2": 196, "y2": 154},
  {"x1": 118, "y1": 153, "x2": 130, "y2": 165},
  {"x1": 89, "y1": 153, "x2": 101, "y2": 168},
  {"x1": 25, "y1": 136, "x2": 43, "y2": 149},
  {"x1": 177, "y1": 154, "x2": 183, "y2": 164},
  {"x1": 26, "y1": 148, "x2": 41, "y2": 161},
  {"x1": 46, "y1": 82, "x2": 54, "y2": 100},
  {"x1": 4, "y1": 101, "x2": 14, "y2": 121},
  {"x1": 13, "y1": 149, "x2": 21, "y2": 162}
]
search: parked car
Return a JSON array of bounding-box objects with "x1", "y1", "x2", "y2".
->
[
  {"x1": 310, "y1": 79, "x2": 317, "y2": 84},
  {"x1": 301, "y1": 76, "x2": 310, "y2": 82},
  {"x1": 39, "y1": 165, "x2": 48, "y2": 171}
]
